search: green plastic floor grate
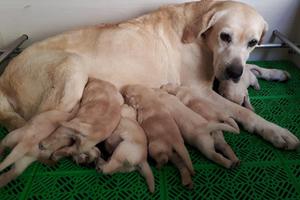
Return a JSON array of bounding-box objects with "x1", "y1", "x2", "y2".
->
[{"x1": 1, "y1": 60, "x2": 300, "y2": 199}]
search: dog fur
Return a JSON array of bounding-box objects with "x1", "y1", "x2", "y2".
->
[
  {"x1": 40, "y1": 78, "x2": 123, "y2": 162},
  {"x1": 0, "y1": 0, "x2": 298, "y2": 185},
  {"x1": 97, "y1": 104, "x2": 155, "y2": 193},
  {"x1": 0, "y1": 107, "x2": 78, "y2": 187},
  {"x1": 122, "y1": 85, "x2": 195, "y2": 188}
]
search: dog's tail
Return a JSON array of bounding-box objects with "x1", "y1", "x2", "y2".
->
[
  {"x1": 173, "y1": 143, "x2": 194, "y2": 175},
  {"x1": 0, "y1": 142, "x2": 27, "y2": 171},
  {"x1": 207, "y1": 122, "x2": 240, "y2": 134},
  {"x1": 138, "y1": 161, "x2": 155, "y2": 193}
]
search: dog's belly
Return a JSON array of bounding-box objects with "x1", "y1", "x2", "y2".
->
[{"x1": 1, "y1": 26, "x2": 181, "y2": 118}]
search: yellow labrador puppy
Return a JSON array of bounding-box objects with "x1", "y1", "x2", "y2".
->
[
  {"x1": 40, "y1": 78, "x2": 123, "y2": 162},
  {"x1": 152, "y1": 88, "x2": 239, "y2": 168},
  {"x1": 218, "y1": 64, "x2": 291, "y2": 110},
  {"x1": 122, "y1": 85, "x2": 195, "y2": 188},
  {"x1": 0, "y1": 1, "x2": 298, "y2": 177},
  {"x1": 97, "y1": 104, "x2": 154, "y2": 193},
  {"x1": 218, "y1": 65, "x2": 260, "y2": 111},
  {"x1": 161, "y1": 83, "x2": 241, "y2": 166},
  {"x1": 0, "y1": 107, "x2": 78, "y2": 187}
]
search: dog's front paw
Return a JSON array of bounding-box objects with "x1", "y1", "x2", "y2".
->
[
  {"x1": 95, "y1": 157, "x2": 106, "y2": 172},
  {"x1": 73, "y1": 153, "x2": 88, "y2": 164},
  {"x1": 265, "y1": 127, "x2": 299, "y2": 150}
]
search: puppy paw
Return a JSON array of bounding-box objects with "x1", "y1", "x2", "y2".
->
[
  {"x1": 95, "y1": 157, "x2": 106, "y2": 172},
  {"x1": 230, "y1": 159, "x2": 240, "y2": 168},
  {"x1": 73, "y1": 153, "x2": 88, "y2": 164},
  {"x1": 264, "y1": 127, "x2": 299, "y2": 150}
]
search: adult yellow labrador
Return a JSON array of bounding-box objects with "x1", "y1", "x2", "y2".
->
[{"x1": 0, "y1": 0, "x2": 298, "y2": 161}]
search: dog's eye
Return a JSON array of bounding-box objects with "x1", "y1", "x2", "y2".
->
[
  {"x1": 39, "y1": 143, "x2": 46, "y2": 150},
  {"x1": 220, "y1": 32, "x2": 232, "y2": 43},
  {"x1": 248, "y1": 39, "x2": 258, "y2": 48}
]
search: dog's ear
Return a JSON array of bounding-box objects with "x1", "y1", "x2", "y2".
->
[
  {"x1": 61, "y1": 121, "x2": 91, "y2": 136},
  {"x1": 182, "y1": 9, "x2": 227, "y2": 43},
  {"x1": 258, "y1": 21, "x2": 268, "y2": 45}
]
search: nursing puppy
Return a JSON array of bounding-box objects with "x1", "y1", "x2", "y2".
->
[
  {"x1": 157, "y1": 85, "x2": 240, "y2": 168},
  {"x1": 97, "y1": 104, "x2": 154, "y2": 193},
  {"x1": 0, "y1": 107, "x2": 78, "y2": 187},
  {"x1": 161, "y1": 84, "x2": 241, "y2": 166},
  {"x1": 39, "y1": 78, "x2": 123, "y2": 162},
  {"x1": 218, "y1": 66, "x2": 261, "y2": 111},
  {"x1": 122, "y1": 85, "x2": 194, "y2": 188},
  {"x1": 218, "y1": 64, "x2": 291, "y2": 110}
]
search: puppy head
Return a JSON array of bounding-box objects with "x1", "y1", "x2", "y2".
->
[
  {"x1": 182, "y1": 1, "x2": 267, "y2": 83},
  {"x1": 38, "y1": 127, "x2": 75, "y2": 159},
  {"x1": 121, "y1": 85, "x2": 147, "y2": 109},
  {"x1": 218, "y1": 80, "x2": 245, "y2": 106}
]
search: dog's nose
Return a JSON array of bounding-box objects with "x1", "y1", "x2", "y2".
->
[{"x1": 225, "y1": 64, "x2": 243, "y2": 81}]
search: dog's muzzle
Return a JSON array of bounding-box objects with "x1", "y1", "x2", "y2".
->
[{"x1": 225, "y1": 61, "x2": 243, "y2": 82}]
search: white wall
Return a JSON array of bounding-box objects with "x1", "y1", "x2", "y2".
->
[
  {"x1": 238, "y1": 0, "x2": 300, "y2": 62},
  {"x1": 0, "y1": 0, "x2": 299, "y2": 62}
]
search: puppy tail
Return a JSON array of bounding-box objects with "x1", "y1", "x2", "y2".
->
[
  {"x1": 173, "y1": 143, "x2": 194, "y2": 175},
  {"x1": 207, "y1": 122, "x2": 240, "y2": 134},
  {"x1": 138, "y1": 161, "x2": 155, "y2": 193},
  {"x1": 0, "y1": 142, "x2": 27, "y2": 171}
]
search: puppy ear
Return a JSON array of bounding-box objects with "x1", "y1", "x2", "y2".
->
[
  {"x1": 182, "y1": 9, "x2": 227, "y2": 43},
  {"x1": 61, "y1": 121, "x2": 91, "y2": 136},
  {"x1": 259, "y1": 21, "x2": 268, "y2": 45}
]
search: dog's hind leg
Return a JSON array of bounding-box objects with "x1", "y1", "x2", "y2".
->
[
  {"x1": 138, "y1": 161, "x2": 155, "y2": 193},
  {"x1": 212, "y1": 131, "x2": 240, "y2": 167},
  {"x1": 194, "y1": 134, "x2": 234, "y2": 168},
  {"x1": 0, "y1": 89, "x2": 25, "y2": 131},
  {"x1": 170, "y1": 153, "x2": 193, "y2": 189},
  {"x1": 247, "y1": 64, "x2": 290, "y2": 82},
  {"x1": 0, "y1": 128, "x2": 25, "y2": 156},
  {"x1": 97, "y1": 158, "x2": 124, "y2": 174},
  {"x1": 0, "y1": 156, "x2": 35, "y2": 188}
]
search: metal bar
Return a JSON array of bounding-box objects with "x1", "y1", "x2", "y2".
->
[
  {"x1": 273, "y1": 30, "x2": 300, "y2": 55},
  {"x1": 257, "y1": 43, "x2": 300, "y2": 49},
  {"x1": 2, "y1": 43, "x2": 299, "y2": 52},
  {"x1": 0, "y1": 34, "x2": 28, "y2": 63},
  {"x1": 0, "y1": 48, "x2": 22, "y2": 54}
]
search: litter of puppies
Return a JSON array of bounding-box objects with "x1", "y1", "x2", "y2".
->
[{"x1": 0, "y1": 78, "x2": 243, "y2": 192}]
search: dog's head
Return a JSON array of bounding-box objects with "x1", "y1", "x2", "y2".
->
[
  {"x1": 121, "y1": 85, "x2": 148, "y2": 109},
  {"x1": 38, "y1": 126, "x2": 75, "y2": 160},
  {"x1": 182, "y1": 1, "x2": 268, "y2": 82}
]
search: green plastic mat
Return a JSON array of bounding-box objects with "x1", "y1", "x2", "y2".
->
[{"x1": 0, "y1": 60, "x2": 300, "y2": 200}]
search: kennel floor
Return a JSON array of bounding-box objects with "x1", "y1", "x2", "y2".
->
[{"x1": 0, "y1": 60, "x2": 300, "y2": 200}]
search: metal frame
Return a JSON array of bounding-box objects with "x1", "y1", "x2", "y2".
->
[
  {"x1": 0, "y1": 35, "x2": 28, "y2": 74},
  {"x1": 0, "y1": 35, "x2": 28, "y2": 63},
  {"x1": 272, "y1": 30, "x2": 300, "y2": 55},
  {"x1": 257, "y1": 43, "x2": 300, "y2": 49}
]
